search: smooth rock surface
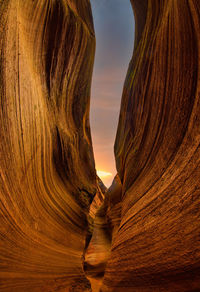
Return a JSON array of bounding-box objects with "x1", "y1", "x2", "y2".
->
[
  {"x1": 1, "y1": 0, "x2": 200, "y2": 291},
  {"x1": 101, "y1": 0, "x2": 200, "y2": 291},
  {"x1": 0, "y1": 0, "x2": 96, "y2": 291}
]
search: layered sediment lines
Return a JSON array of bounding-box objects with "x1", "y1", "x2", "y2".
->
[
  {"x1": 1, "y1": 0, "x2": 200, "y2": 291},
  {"x1": 0, "y1": 0, "x2": 96, "y2": 291},
  {"x1": 101, "y1": 0, "x2": 200, "y2": 291}
]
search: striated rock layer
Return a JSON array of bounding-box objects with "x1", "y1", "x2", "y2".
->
[
  {"x1": 101, "y1": 0, "x2": 200, "y2": 291},
  {"x1": 0, "y1": 0, "x2": 96, "y2": 291},
  {"x1": 1, "y1": 0, "x2": 200, "y2": 291}
]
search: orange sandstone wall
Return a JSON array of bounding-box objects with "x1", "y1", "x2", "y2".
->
[
  {"x1": 0, "y1": 0, "x2": 96, "y2": 291},
  {"x1": 1, "y1": 0, "x2": 200, "y2": 291},
  {"x1": 101, "y1": 0, "x2": 200, "y2": 291}
]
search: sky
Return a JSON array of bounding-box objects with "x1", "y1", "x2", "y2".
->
[{"x1": 90, "y1": 0, "x2": 135, "y2": 187}]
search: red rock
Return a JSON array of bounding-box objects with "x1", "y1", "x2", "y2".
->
[
  {"x1": 1, "y1": 0, "x2": 200, "y2": 291},
  {"x1": 102, "y1": 0, "x2": 200, "y2": 291},
  {"x1": 0, "y1": 0, "x2": 96, "y2": 291}
]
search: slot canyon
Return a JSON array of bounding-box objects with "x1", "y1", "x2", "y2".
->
[{"x1": 0, "y1": 0, "x2": 200, "y2": 291}]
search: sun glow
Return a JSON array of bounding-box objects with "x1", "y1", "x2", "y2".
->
[{"x1": 97, "y1": 170, "x2": 112, "y2": 179}]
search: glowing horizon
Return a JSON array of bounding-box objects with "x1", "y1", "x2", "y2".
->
[{"x1": 90, "y1": 0, "x2": 134, "y2": 188}]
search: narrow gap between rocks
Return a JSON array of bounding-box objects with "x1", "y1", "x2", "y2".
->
[
  {"x1": 89, "y1": 0, "x2": 135, "y2": 188},
  {"x1": 83, "y1": 1, "x2": 135, "y2": 291}
]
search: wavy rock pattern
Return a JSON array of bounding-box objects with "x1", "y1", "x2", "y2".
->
[
  {"x1": 1, "y1": 0, "x2": 200, "y2": 291},
  {"x1": 101, "y1": 0, "x2": 200, "y2": 291},
  {"x1": 0, "y1": 0, "x2": 96, "y2": 291}
]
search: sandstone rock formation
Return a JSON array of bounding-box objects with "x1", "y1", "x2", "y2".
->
[
  {"x1": 101, "y1": 0, "x2": 200, "y2": 291},
  {"x1": 1, "y1": 0, "x2": 200, "y2": 291},
  {"x1": 0, "y1": 0, "x2": 96, "y2": 291}
]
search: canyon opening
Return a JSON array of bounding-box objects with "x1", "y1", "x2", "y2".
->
[
  {"x1": 0, "y1": 0, "x2": 200, "y2": 291},
  {"x1": 90, "y1": 0, "x2": 135, "y2": 187}
]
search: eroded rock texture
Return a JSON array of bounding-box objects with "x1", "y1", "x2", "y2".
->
[
  {"x1": 101, "y1": 0, "x2": 200, "y2": 291},
  {"x1": 1, "y1": 0, "x2": 200, "y2": 291},
  {"x1": 0, "y1": 0, "x2": 96, "y2": 291}
]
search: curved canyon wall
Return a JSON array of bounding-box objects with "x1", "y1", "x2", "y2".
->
[
  {"x1": 0, "y1": 0, "x2": 97, "y2": 291},
  {"x1": 101, "y1": 0, "x2": 200, "y2": 291},
  {"x1": 1, "y1": 0, "x2": 200, "y2": 292}
]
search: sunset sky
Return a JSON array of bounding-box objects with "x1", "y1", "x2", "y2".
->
[{"x1": 90, "y1": 0, "x2": 135, "y2": 187}]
